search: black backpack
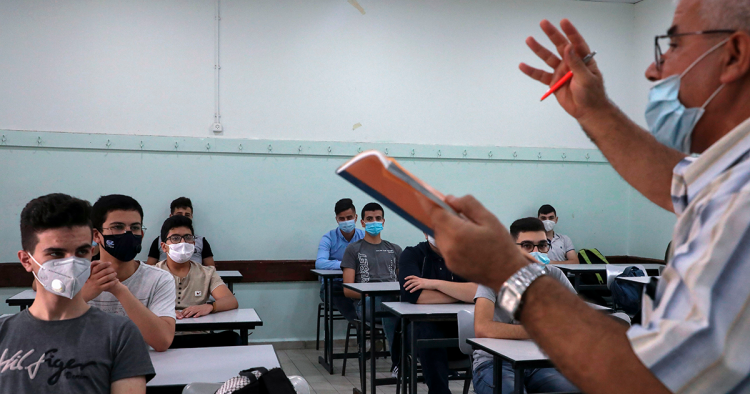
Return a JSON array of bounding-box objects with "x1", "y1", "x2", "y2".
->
[
  {"x1": 577, "y1": 248, "x2": 609, "y2": 285},
  {"x1": 610, "y1": 266, "x2": 646, "y2": 315},
  {"x1": 215, "y1": 367, "x2": 296, "y2": 394}
]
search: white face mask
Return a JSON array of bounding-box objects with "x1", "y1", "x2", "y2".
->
[
  {"x1": 28, "y1": 253, "x2": 91, "y2": 299},
  {"x1": 427, "y1": 235, "x2": 436, "y2": 247},
  {"x1": 542, "y1": 220, "x2": 556, "y2": 232},
  {"x1": 167, "y1": 242, "x2": 195, "y2": 264}
]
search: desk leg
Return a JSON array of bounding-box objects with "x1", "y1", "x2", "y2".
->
[
  {"x1": 369, "y1": 294, "x2": 377, "y2": 394},
  {"x1": 400, "y1": 317, "x2": 407, "y2": 394},
  {"x1": 359, "y1": 295, "x2": 367, "y2": 394},
  {"x1": 327, "y1": 278, "x2": 334, "y2": 373},
  {"x1": 228, "y1": 282, "x2": 234, "y2": 293},
  {"x1": 410, "y1": 320, "x2": 417, "y2": 394},
  {"x1": 513, "y1": 367, "x2": 523, "y2": 394},
  {"x1": 574, "y1": 274, "x2": 581, "y2": 292},
  {"x1": 241, "y1": 328, "x2": 248, "y2": 345},
  {"x1": 493, "y1": 356, "x2": 500, "y2": 394}
]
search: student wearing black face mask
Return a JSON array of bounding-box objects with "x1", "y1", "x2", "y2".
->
[{"x1": 81, "y1": 194, "x2": 176, "y2": 352}]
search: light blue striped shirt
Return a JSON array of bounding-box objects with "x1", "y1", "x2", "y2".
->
[{"x1": 627, "y1": 117, "x2": 750, "y2": 393}]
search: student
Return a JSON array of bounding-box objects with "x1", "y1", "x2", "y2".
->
[
  {"x1": 472, "y1": 218, "x2": 577, "y2": 394},
  {"x1": 341, "y1": 202, "x2": 401, "y2": 373},
  {"x1": 537, "y1": 204, "x2": 578, "y2": 264},
  {"x1": 0, "y1": 193, "x2": 154, "y2": 393},
  {"x1": 398, "y1": 233, "x2": 477, "y2": 394},
  {"x1": 154, "y1": 215, "x2": 240, "y2": 348},
  {"x1": 146, "y1": 197, "x2": 215, "y2": 266},
  {"x1": 315, "y1": 198, "x2": 364, "y2": 322},
  {"x1": 82, "y1": 194, "x2": 176, "y2": 352}
]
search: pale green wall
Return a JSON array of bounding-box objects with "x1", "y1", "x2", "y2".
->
[{"x1": 0, "y1": 132, "x2": 641, "y2": 341}]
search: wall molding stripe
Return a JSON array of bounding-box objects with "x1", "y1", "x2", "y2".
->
[{"x1": 0, "y1": 130, "x2": 608, "y2": 163}]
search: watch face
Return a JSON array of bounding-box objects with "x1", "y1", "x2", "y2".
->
[{"x1": 499, "y1": 289, "x2": 519, "y2": 316}]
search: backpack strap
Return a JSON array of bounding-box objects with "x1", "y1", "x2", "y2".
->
[
  {"x1": 579, "y1": 249, "x2": 604, "y2": 285},
  {"x1": 590, "y1": 248, "x2": 610, "y2": 264}
]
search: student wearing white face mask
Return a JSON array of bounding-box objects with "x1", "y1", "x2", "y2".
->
[
  {"x1": 0, "y1": 194, "x2": 154, "y2": 394},
  {"x1": 155, "y1": 215, "x2": 239, "y2": 348},
  {"x1": 537, "y1": 204, "x2": 578, "y2": 264}
]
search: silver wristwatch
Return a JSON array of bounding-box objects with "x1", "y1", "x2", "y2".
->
[{"x1": 498, "y1": 263, "x2": 548, "y2": 319}]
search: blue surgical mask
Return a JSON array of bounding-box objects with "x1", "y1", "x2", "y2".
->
[
  {"x1": 338, "y1": 219, "x2": 356, "y2": 233},
  {"x1": 645, "y1": 39, "x2": 729, "y2": 153},
  {"x1": 530, "y1": 251, "x2": 550, "y2": 265},
  {"x1": 365, "y1": 222, "x2": 384, "y2": 236}
]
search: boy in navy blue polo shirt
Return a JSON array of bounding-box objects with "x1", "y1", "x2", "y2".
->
[{"x1": 398, "y1": 234, "x2": 477, "y2": 394}]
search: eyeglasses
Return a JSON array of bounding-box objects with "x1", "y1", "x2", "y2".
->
[
  {"x1": 101, "y1": 224, "x2": 145, "y2": 234},
  {"x1": 516, "y1": 240, "x2": 551, "y2": 253},
  {"x1": 654, "y1": 29, "x2": 735, "y2": 71},
  {"x1": 165, "y1": 234, "x2": 196, "y2": 243}
]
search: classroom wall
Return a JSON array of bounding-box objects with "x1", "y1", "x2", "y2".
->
[{"x1": 0, "y1": 0, "x2": 679, "y2": 341}]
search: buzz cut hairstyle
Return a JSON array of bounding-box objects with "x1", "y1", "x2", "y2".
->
[
  {"x1": 170, "y1": 197, "x2": 193, "y2": 214},
  {"x1": 509, "y1": 217, "x2": 546, "y2": 241},
  {"x1": 161, "y1": 215, "x2": 195, "y2": 242},
  {"x1": 20, "y1": 193, "x2": 93, "y2": 253},
  {"x1": 538, "y1": 204, "x2": 556, "y2": 217},
  {"x1": 335, "y1": 198, "x2": 356, "y2": 216},
  {"x1": 361, "y1": 202, "x2": 385, "y2": 219}
]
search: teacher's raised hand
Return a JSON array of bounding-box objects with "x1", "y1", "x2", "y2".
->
[{"x1": 519, "y1": 19, "x2": 609, "y2": 122}]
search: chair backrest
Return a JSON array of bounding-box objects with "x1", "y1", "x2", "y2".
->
[
  {"x1": 182, "y1": 382, "x2": 224, "y2": 394},
  {"x1": 457, "y1": 309, "x2": 475, "y2": 356},
  {"x1": 605, "y1": 264, "x2": 646, "y2": 289}
]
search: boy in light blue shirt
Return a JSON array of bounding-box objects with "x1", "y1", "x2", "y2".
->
[{"x1": 315, "y1": 198, "x2": 364, "y2": 322}]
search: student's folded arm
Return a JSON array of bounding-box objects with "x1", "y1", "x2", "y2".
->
[
  {"x1": 111, "y1": 282, "x2": 176, "y2": 352},
  {"x1": 211, "y1": 283, "x2": 238, "y2": 312},
  {"x1": 565, "y1": 250, "x2": 579, "y2": 264},
  {"x1": 416, "y1": 289, "x2": 458, "y2": 304},
  {"x1": 397, "y1": 247, "x2": 423, "y2": 303},
  {"x1": 342, "y1": 268, "x2": 360, "y2": 299},
  {"x1": 434, "y1": 281, "x2": 478, "y2": 303},
  {"x1": 474, "y1": 297, "x2": 529, "y2": 339},
  {"x1": 111, "y1": 376, "x2": 146, "y2": 394},
  {"x1": 519, "y1": 276, "x2": 669, "y2": 394},
  {"x1": 315, "y1": 234, "x2": 342, "y2": 270}
]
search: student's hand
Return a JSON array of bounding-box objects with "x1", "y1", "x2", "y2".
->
[
  {"x1": 81, "y1": 260, "x2": 119, "y2": 301},
  {"x1": 403, "y1": 276, "x2": 439, "y2": 292},
  {"x1": 179, "y1": 304, "x2": 213, "y2": 319},
  {"x1": 427, "y1": 195, "x2": 531, "y2": 292},
  {"x1": 518, "y1": 19, "x2": 609, "y2": 123}
]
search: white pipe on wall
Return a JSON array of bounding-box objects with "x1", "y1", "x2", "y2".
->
[{"x1": 212, "y1": 0, "x2": 223, "y2": 133}]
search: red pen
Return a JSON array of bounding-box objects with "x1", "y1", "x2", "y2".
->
[{"x1": 540, "y1": 51, "x2": 597, "y2": 101}]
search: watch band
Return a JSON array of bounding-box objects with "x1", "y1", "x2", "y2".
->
[{"x1": 498, "y1": 263, "x2": 548, "y2": 320}]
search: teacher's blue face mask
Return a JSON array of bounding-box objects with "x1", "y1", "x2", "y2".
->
[{"x1": 645, "y1": 38, "x2": 729, "y2": 154}]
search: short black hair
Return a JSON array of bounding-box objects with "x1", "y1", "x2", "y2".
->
[
  {"x1": 161, "y1": 215, "x2": 195, "y2": 242},
  {"x1": 538, "y1": 204, "x2": 556, "y2": 217},
  {"x1": 92, "y1": 195, "x2": 144, "y2": 231},
  {"x1": 335, "y1": 198, "x2": 356, "y2": 216},
  {"x1": 20, "y1": 193, "x2": 93, "y2": 253},
  {"x1": 509, "y1": 217, "x2": 545, "y2": 240},
  {"x1": 361, "y1": 202, "x2": 384, "y2": 218},
  {"x1": 170, "y1": 197, "x2": 193, "y2": 214}
]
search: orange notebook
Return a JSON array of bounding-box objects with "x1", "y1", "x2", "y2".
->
[{"x1": 336, "y1": 150, "x2": 457, "y2": 236}]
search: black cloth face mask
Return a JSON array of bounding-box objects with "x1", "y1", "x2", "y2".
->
[{"x1": 101, "y1": 231, "x2": 143, "y2": 262}]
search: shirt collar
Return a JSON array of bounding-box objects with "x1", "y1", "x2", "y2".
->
[{"x1": 675, "y1": 116, "x2": 750, "y2": 204}]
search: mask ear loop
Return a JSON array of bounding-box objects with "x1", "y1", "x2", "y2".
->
[
  {"x1": 680, "y1": 37, "x2": 731, "y2": 78},
  {"x1": 26, "y1": 252, "x2": 46, "y2": 289}
]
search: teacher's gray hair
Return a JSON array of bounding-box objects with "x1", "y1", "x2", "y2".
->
[{"x1": 689, "y1": 0, "x2": 750, "y2": 32}]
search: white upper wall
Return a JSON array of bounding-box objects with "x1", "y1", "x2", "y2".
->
[{"x1": 0, "y1": 0, "x2": 639, "y2": 149}]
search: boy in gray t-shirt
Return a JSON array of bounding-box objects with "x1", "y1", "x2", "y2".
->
[
  {"x1": 472, "y1": 217, "x2": 578, "y2": 394},
  {"x1": 3, "y1": 193, "x2": 154, "y2": 394},
  {"x1": 341, "y1": 202, "x2": 402, "y2": 374}
]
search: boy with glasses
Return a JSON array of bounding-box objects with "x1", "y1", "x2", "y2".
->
[
  {"x1": 0, "y1": 193, "x2": 154, "y2": 393},
  {"x1": 155, "y1": 215, "x2": 240, "y2": 348},
  {"x1": 147, "y1": 197, "x2": 215, "y2": 266},
  {"x1": 472, "y1": 217, "x2": 577, "y2": 394},
  {"x1": 83, "y1": 194, "x2": 176, "y2": 352}
]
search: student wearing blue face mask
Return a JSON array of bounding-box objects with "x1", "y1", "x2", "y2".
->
[
  {"x1": 341, "y1": 202, "x2": 402, "y2": 375},
  {"x1": 472, "y1": 217, "x2": 577, "y2": 394},
  {"x1": 315, "y1": 198, "x2": 364, "y2": 322},
  {"x1": 1, "y1": 194, "x2": 154, "y2": 393}
]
